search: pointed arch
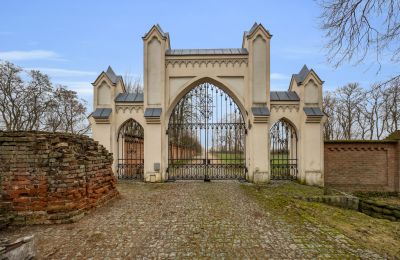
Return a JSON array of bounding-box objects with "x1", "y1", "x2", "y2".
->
[
  {"x1": 166, "y1": 76, "x2": 247, "y2": 125},
  {"x1": 117, "y1": 118, "x2": 144, "y2": 180},
  {"x1": 167, "y1": 80, "x2": 247, "y2": 180},
  {"x1": 269, "y1": 118, "x2": 298, "y2": 180},
  {"x1": 97, "y1": 81, "x2": 111, "y2": 105}
]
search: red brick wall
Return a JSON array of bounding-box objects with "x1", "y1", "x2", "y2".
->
[
  {"x1": 169, "y1": 145, "x2": 197, "y2": 159},
  {"x1": 324, "y1": 141, "x2": 400, "y2": 192},
  {"x1": 0, "y1": 131, "x2": 119, "y2": 225}
]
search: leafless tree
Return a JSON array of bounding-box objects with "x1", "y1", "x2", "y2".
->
[
  {"x1": 124, "y1": 73, "x2": 143, "y2": 94},
  {"x1": 212, "y1": 113, "x2": 244, "y2": 153},
  {"x1": 335, "y1": 83, "x2": 365, "y2": 139},
  {"x1": 44, "y1": 86, "x2": 89, "y2": 134},
  {"x1": 0, "y1": 61, "x2": 24, "y2": 131},
  {"x1": 384, "y1": 78, "x2": 400, "y2": 132},
  {"x1": 319, "y1": 0, "x2": 400, "y2": 82},
  {"x1": 25, "y1": 70, "x2": 53, "y2": 130},
  {"x1": 323, "y1": 79, "x2": 400, "y2": 140},
  {"x1": 0, "y1": 61, "x2": 89, "y2": 134},
  {"x1": 0, "y1": 61, "x2": 52, "y2": 131},
  {"x1": 322, "y1": 91, "x2": 338, "y2": 140}
]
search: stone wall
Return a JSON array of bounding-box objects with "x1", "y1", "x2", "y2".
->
[
  {"x1": 324, "y1": 141, "x2": 400, "y2": 192},
  {"x1": 359, "y1": 199, "x2": 400, "y2": 221},
  {"x1": 0, "y1": 131, "x2": 119, "y2": 226}
]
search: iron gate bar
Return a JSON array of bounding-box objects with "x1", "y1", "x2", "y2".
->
[
  {"x1": 270, "y1": 119, "x2": 298, "y2": 180},
  {"x1": 168, "y1": 82, "x2": 246, "y2": 180}
]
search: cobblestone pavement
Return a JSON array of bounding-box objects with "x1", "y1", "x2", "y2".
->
[{"x1": 2, "y1": 181, "x2": 382, "y2": 259}]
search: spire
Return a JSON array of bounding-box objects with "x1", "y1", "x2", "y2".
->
[
  {"x1": 105, "y1": 66, "x2": 121, "y2": 84},
  {"x1": 294, "y1": 65, "x2": 310, "y2": 84},
  {"x1": 244, "y1": 22, "x2": 272, "y2": 39}
]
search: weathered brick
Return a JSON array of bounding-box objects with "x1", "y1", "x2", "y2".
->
[{"x1": 0, "y1": 131, "x2": 119, "y2": 225}]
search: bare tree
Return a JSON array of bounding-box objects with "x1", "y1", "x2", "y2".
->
[
  {"x1": 384, "y1": 78, "x2": 400, "y2": 133},
  {"x1": 124, "y1": 73, "x2": 143, "y2": 94},
  {"x1": 212, "y1": 113, "x2": 244, "y2": 153},
  {"x1": 0, "y1": 61, "x2": 89, "y2": 134},
  {"x1": 24, "y1": 70, "x2": 53, "y2": 130},
  {"x1": 319, "y1": 0, "x2": 400, "y2": 82},
  {"x1": 0, "y1": 61, "x2": 52, "y2": 131},
  {"x1": 0, "y1": 61, "x2": 24, "y2": 131},
  {"x1": 322, "y1": 91, "x2": 338, "y2": 140},
  {"x1": 44, "y1": 86, "x2": 89, "y2": 134},
  {"x1": 335, "y1": 83, "x2": 365, "y2": 139},
  {"x1": 323, "y1": 79, "x2": 400, "y2": 140}
]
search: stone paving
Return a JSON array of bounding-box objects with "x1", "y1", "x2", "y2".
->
[{"x1": 2, "y1": 181, "x2": 382, "y2": 259}]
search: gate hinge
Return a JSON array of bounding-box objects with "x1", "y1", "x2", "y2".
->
[
  {"x1": 165, "y1": 129, "x2": 168, "y2": 135},
  {"x1": 245, "y1": 129, "x2": 248, "y2": 135}
]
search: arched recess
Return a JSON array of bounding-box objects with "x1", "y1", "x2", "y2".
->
[
  {"x1": 97, "y1": 82, "x2": 111, "y2": 105},
  {"x1": 117, "y1": 119, "x2": 144, "y2": 180},
  {"x1": 269, "y1": 118, "x2": 298, "y2": 180},
  {"x1": 167, "y1": 80, "x2": 247, "y2": 180},
  {"x1": 304, "y1": 79, "x2": 319, "y2": 104}
]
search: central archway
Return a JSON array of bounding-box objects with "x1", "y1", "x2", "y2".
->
[{"x1": 167, "y1": 82, "x2": 246, "y2": 180}]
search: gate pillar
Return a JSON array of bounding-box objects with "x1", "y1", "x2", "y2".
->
[
  {"x1": 249, "y1": 108, "x2": 270, "y2": 183},
  {"x1": 143, "y1": 110, "x2": 163, "y2": 182},
  {"x1": 142, "y1": 25, "x2": 170, "y2": 182}
]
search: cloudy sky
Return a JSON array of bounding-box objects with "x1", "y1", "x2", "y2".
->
[{"x1": 1, "y1": 0, "x2": 397, "y2": 110}]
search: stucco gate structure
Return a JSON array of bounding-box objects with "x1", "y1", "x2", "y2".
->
[{"x1": 89, "y1": 23, "x2": 325, "y2": 185}]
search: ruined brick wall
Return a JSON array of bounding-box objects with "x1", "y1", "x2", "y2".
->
[
  {"x1": 324, "y1": 141, "x2": 400, "y2": 192},
  {"x1": 0, "y1": 131, "x2": 119, "y2": 226}
]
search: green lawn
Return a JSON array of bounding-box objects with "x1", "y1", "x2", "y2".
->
[{"x1": 213, "y1": 152, "x2": 245, "y2": 164}]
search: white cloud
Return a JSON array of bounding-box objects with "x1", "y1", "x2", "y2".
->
[
  {"x1": 56, "y1": 81, "x2": 93, "y2": 95},
  {"x1": 0, "y1": 50, "x2": 59, "y2": 61},
  {"x1": 270, "y1": 73, "x2": 290, "y2": 80},
  {"x1": 25, "y1": 67, "x2": 97, "y2": 77}
]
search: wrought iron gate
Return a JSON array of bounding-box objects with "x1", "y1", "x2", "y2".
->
[
  {"x1": 117, "y1": 119, "x2": 144, "y2": 180},
  {"x1": 270, "y1": 119, "x2": 298, "y2": 180},
  {"x1": 167, "y1": 82, "x2": 246, "y2": 180}
]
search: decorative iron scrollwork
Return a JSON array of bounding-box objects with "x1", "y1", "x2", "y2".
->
[{"x1": 168, "y1": 82, "x2": 246, "y2": 180}]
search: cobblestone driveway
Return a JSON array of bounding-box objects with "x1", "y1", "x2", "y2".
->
[{"x1": 3, "y1": 181, "x2": 381, "y2": 259}]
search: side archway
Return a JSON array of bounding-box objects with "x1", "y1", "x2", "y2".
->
[
  {"x1": 117, "y1": 119, "x2": 144, "y2": 180},
  {"x1": 269, "y1": 118, "x2": 298, "y2": 180}
]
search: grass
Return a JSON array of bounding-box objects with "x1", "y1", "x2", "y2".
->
[
  {"x1": 270, "y1": 154, "x2": 296, "y2": 165},
  {"x1": 241, "y1": 182, "x2": 400, "y2": 258},
  {"x1": 213, "y1": 152, "x2": 244, "y2": 164}
]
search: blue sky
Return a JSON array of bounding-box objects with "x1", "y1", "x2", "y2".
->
[{"x1": 1, "y1": 0, "x2": 398, "y2": 109}]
